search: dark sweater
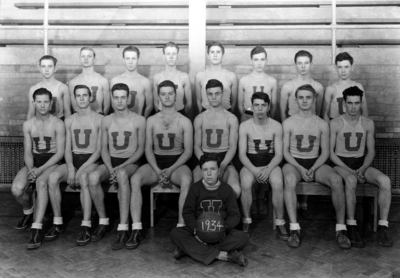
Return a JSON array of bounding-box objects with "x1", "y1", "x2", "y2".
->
[{"x1": 182, "y1": 180, "x2": 240, "y2": 232}]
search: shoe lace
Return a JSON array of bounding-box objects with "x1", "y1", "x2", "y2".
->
[
  {"x1": 278, "y1": 225, "x2": 288, "y2": 235},
  {"x1": 337, "y1": 232, "x2": 347, "y2": 242}
]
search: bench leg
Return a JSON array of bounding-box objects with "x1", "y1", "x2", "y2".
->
[
  {"x1": 269, "y1": 189, "x2": 276, "y2": 230},
  {"x1": 374, "y1": 195, "x2": 378, "y2": 233},
  {"x1": 150, "y1": 190, "x2": 154, "y2": 228}
]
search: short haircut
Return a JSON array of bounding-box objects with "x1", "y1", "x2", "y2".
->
[
  {"x1": 335, "y1": 52, "x2": 354, "y2": 65},
  {"x1": 251, "y1": 92, "x2": 270, "y2": 105},
  {"x1": 33, "y1": 87, "x2": 52, "y2": 101},
  {"x1": 199, "y1": 153, "x2": 221, "y2": 168},
  {"x1": 111, "y1": 83, "x2": 130, "y2": 97},
  {"x1": 207, "y1": 41, "x2": 225, "y2": 54},
  {"x1": 294, "y1": 50, "x2": 313, "y2": 63},
  {"x1": 206, "y1": 79, "x2": 223, "y2": 91},
  {"x1": 122, "y1": 46, "x2": 140, "y2": 58},
  {"x1": 162, "y1": 41, "x2": 179, "y2": 54},
  {"x1": 343, "y1": 86, "x2": 364, "y2": 102},
  {"x1": 39, "y1": 55, "x2": 57, "y2": 66},
  {"x1": 295, "y1": 84, "x2": 316, "y2": 98},
  {"x1": 157, "y1": 80, "x2": 176, "y2": 95},
  {"x1": 250, "y1": 46, "x2": 267, "y2": 59},
  {"x1": 74, "y1": 84, "x2": 91, "y2": 97},
  {"x1": 80, "y1": 47, "x2": 96, "y2": 57}
]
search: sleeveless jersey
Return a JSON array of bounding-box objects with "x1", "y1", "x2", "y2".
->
[
  {"x1": 329, "y1": 81, "x2": 356, "y2": 119},
  {"x1": 31, "y1": 81, "x2": 63, "y2": 119},
  {"x1": 287, "y1": 79, "x2": 318, "y2": 116},
  {"x1": 31, "y1": 116, "x2": 57, "y2": 154},
  {"x1": 200, "y1": 69, "x2": 231, "y2": 110},
  {"x1": 157, "y1": 71, "x2": 185, "y2": 111},
  {"x1": 75, "y1": 73, "x2": 104, "y2": 113},
  {"x1": 335, "y1": 116, "x2": 366, "y2": 158},
  {"x1": 108, "y1": 114, "x2": 138, "y2": 158},
  {"x1": 201, "y1": 110, "x2": 230, "y2": 153},
  {"x1": 289, "y1": 115, "x2": 320, "y2": 159},
  {"x1": 153, "y1": 113, "x2": 184, "y2": 156},
  {"x1": 71, "y1": 114, "x2": 98, "y2": 154},
  {"x1": 242, "y1": 74, "x2": 271, "y2": 110},
  {"x1": 247, "y1": 120, "x2": 275, "y2": 155}
]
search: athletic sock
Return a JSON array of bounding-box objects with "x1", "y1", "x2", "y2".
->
[
  {"x1": 336, "y1": 224, "x2": 347, "y2": 232},
  {"x1": 289, "y1": 223, "x2": 301, "y2": 231},
  {"x1": 378, "y1": 220, "x2": 389, "y2": 227},
  {"x1": 99, "y1": 218, "x2": 109, "y2": 225},
  {"x1": 176, "y1": 223, "x2": 185, "y2": 228},
  {"x1": 242, "y1": 218, "x2": 252, "y2": 224},
  {"x1": 53, "y1": 217, "x2": 63, "y2": 225},
  {"x1": 117, "y1": 224, "x2": 129, "y2": 231},
  {"x1": 275, "y1": 219, "x2": 286, "y2": 226},
  {"x1": 217, "y1": 251, "x2": 228, "y2": 261},
  {"x1": 81, "y1": 220, "x2": 91, "y2": 227},
  {"x1": 23, "y1": 207, "x2": 34, "y2": 215},
  {"x1": 132, "y1": 222, "x2": 142, "y2": 230},
  {"x1": 32, "y1": 222, "x2": 43, "y2": 229},
  {"x1": 346, "y1": 219, "x2": 357, "y2": 226}
]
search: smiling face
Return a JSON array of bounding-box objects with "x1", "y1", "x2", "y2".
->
[
  {"x1": 123, "y1": 50, "x2": 139, "y2": 72},
  {"x1": 80, "y1": 49, "x2": 95, "y2": 68},
  {"x1": 296, "y1": 89, "x2": 315, "y2": 111},
  {"x1": 208, "y1": 46, "x2": 224, "y2": 65},
  {"x1": 39, "y1": 59, "x2": 56, "y2": 79},
  {"x1": 158, "y1": 86, "x2": 176, "y2": 107},
  {"x1": 251, "y1": 52, "x2": 267, "y2": 73},
  {"x1": 336, "y1": 60, "x2": 353, "y2": 80},
  {"x1": 295, "y1": 56, "x2": 312, "y2": 76},
  {"x1": 201, "y1": 160, "x2": 219, "y2": 186},
  {"x1": 112, "y1": 89, "x2": 130, "y2": 111}
]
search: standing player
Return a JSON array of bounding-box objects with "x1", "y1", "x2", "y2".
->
[
  {"x1": 193, "y1": 79, "x2": 241, "y2": 198},
  {"x1": 282, "y1": 84, "x2": 350, "y2": 249},
  {"x1": 238, "y1": 46, "x2": 278, "y2": 122},
  {"x1": 152, "y1": 42, "x2": 192, "y2": 116},
  {"x1": 69, "y1": 47, "x2": 110, "y2": 115},
  {"x1": 323, "y1": 52, "x2": 368, "y2": 122},
  {"x1": 110, "y1": 46, "x2": 153, "y2": 118},
  {"x1": 195, "y1": 41, "x2": 238, "y2": 113},
  {"x1": 27, "y1": 55, "x2": 71, "y2": 120},
  {"x1": 11, "y1": 88, "x2": 65, "y2": 250},
  {"x1": 46, "y1": 85, "x2": 103, "y2": 246},
  {"x1": 330, "y1": 86, "x2": 392, "y2": 247},
  {"x1": 239, "y1": 92, "x2": 286, "y2": 238},
  {"x1": 170, "y1": 153, "x2": 248, "y2": 267},
  {"x1": 87, "y1": 83, "x2": 146, "y2": 249},
  {"x1": 129, "y1": 80, "x2": 193, "y2": 249}
]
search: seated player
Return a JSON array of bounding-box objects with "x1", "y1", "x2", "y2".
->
[
  {"x1": 46, "y1": 85, "x2": 103, "y2": 246},
  {"x1": 239, "y1": 92, "x2": 286, "y2": 238},
  {"x1": 282, "y1": 84, "x2": 350, "y2": 249},
  {"x1": 238, "y1": 46, "x2": 278, "y2": 123},
  {"x1": 11, "y1": 88, "x2": 65, "y2": 250},
  {"x1": 330, "y1": 86, "x2": 392, "y2": 247},
  {"x1": 193, "y1": 79, "x2": 241, "y2": 198},
  {"x1": 110, "y1": 46, "x2": 153, "y2": 118},
  {"x1": 27, "y1": 55, "x2": 71, "y2": 120},
  {"x1": 170, "y1": 153, "x2": 249, "y2": 267},
  {"x1": 153, "y1": 41, "x2": 192, "y2": 116},
  {"x1": 129, "y1": 80, "x2": 193, "y2": 249},
  {"x1": 195, "y1": 41, "x2": 238, "y2": 113},
  {"x1": 69, "y1": 47, "x2": 110, "y2": 115},
  {"x1": 323, "y1": 52, "x2": 368, "y2": 122},
  {"x1": 87, "y1": 83, "x2": 146, "y2": 249}
]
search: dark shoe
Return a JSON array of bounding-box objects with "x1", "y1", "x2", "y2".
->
[
  {"x1": 242, "y1": 223, "x2": 251, "y2": 237},
  {"x1": 347, "y1": 225, "x2": 365, "y2": 248},
  {"x1": 277, "y1": 224, "x2": 289, "y2": 241},
  {"x1": 250, "y1": 201, "x2": 257, "y2": 215},
  {"x1": 287, "y1": 230, "x2": 301, "y2": 248},
  {"x1": 298, "y1": 208, "x2": 313, "y2": 220},
  {"x1": 44, "y1": 224, "x2": 63, "y2": 242},
  {"x1": 378, "y1": 225, "x2": 393, "y2": 247},
  {"x1": 174, "y1": 246, "x2": 186, "y2": 260},
  {"x1": 27, "y1": 228, "x2": 43, "y2": 250},
  {"x1": 91, "y1": 224, "x2": 108, "y2": 242},
  {"x1": 227, "y1": 250, "x2": 246, "y2": 267},
  {"x1": 336, "y1": 230, "x2": 351, "y2": 249},
  {"x1": 15, "y1": 213, "x2": 33, "y2": 230},
  {"x1": 126, "y1": 229, "x2": 143, "y2": 249},
  {"x1": 257, "y1": 198, "x2": 268, "y2": 215},
  {"x1": 76, "y1": 226, "x2": 91, "y2": 246},
  {"x1": 112, "y1": 230, "x2": 128, "y2": 250}
]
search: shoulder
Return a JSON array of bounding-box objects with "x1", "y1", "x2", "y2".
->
[
  {"x1": 69, "y1": 75, "x2": 80, "y2": 84},
  {"x1": 195, "y1": 70, "x2": 206, "y2": 80},
  {"x1": 64, "y1": 115, "x2": 74, "y2": 125},
  {"x1": 330, "y1": 116, "x2": 343, "y2": 129},
  {"x1": 110, "y1": 75, "x2": 120, "y2": 84},
  {"x1": 281, "y1": 80, "x2": 295, "y2": 92},
  {"x1": 227, "y1": 112, "x2": 239, "y2": 124},
  {"x1": 313, "y1": 80, "x2": 324, "y2": 91},
  {"x1": 23, "y1": 119, "x2": 33, "y2": 130},
  {"x1": 147, "y1": 114, "x2": 158, "y2": 125},
  {"x1": 225, "y1": 70, "x2": 237, "y2": 81},
  {"x1": 354, "y1": 82, "x2": 364, "y2": 90},
  {"x1": 179, "y1": 71, "x2": 190, "y2": 80},
  {"x1": 98, "y1": 74, "x2": 109, "y2": 85},
  {"x1": 54, "y1": 117, "x2": 65, "y2": 129},
  {"x1": 282, "y1": 116, "x2": 294, "y2": 128},
  {"x1": 325, "y1": 84, "x2": 336, "y2": 94},
  {"x1": 139, "y1": 74, "x2": 150, "y2": 83},
  {"x1": 239, "y1": 120, "x2": 251, "y2": 131},
  {"x1": 178, "y1": 114, "x2": 192, "y2": 127},
  {"x1": 194, "y1": 113, "x2": 204, "y2": 124},
  {"x1": 270, "y1": 118, "x2": 282, "y2": 129},
  {"x1": 361, "y1": 116, "x2": 374, "y2": 128},
  {"x1": 239, "y1": 74, "x2": 250, "y2": 84},
  {"x1": 134, "y1": 113, "x2": 146, "y2": 124},
  {"x1": 267, "y1": 74, "x2": 278, "y2": 84},
  {"x1": 317, "y1": 116, "x2": 329, "y2": 129}
]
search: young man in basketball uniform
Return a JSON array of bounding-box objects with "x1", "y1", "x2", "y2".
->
[
  {"x1": 87, "y1": 83, "x2": 146, "y2": 249},
  {"x1": 69, "y1": 47, "x2": 110, "y2": 115},
  {"x1": 170, "y1": 153, "x2": 248, "y2": 267},
  {"x1": 239, "y1": 92, "x2": 286, "y2": 238},
  {"x1": 110, "y1": 46, "x2": 153, "y2": 118},
  {"x1": 193, "y1": 79, "x2": 241, "y2": 198},
  {"x1": 11, "y1": 88, "x2": 65, "y2": 250},
  {"x1": 238, "y1": 46, "x2": 278, "y2": 123},
  {"x1": 129, "y1": 80, "x2": 193, "y2": 249},
  {"x1": 195, "y1": 41, "x2": 238, "y2": 114},
  {"x1": 330, "y1": 86, "x2": 392, "y2": 247},
  {"x1": 27, "y1": 55, "x2": 71, "y2": 120},
  {"x1": 152, "y1": 42, "x2": 192, "y2": 116},
  {"x1": 282, "y1": 84, "x2": 350, "y2": 249},
  {"x1": 323, "y1": 52, "x2": 368, "y2": 122},
  {"x1": 46, "y1": 85, "x2": 103, "y2": 246}
]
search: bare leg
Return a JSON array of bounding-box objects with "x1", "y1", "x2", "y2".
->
[
  {"x1": 364, "y1": 167, "x2": 391, "y2": 221},
  {"x1": 115, "y1": 164, "x2": 138, "y2": 225},
  {"x1": 334, "y1": 166, "x2": 358, "y2": 220},
  {"x1": 282, "y1": 164, "x2": 302, "y2": 224},
  {"x1": 269, "y1": 167, "x2": 284, "y2": 220},
  {"x1": 48, "y1": 164, "x2": 68, "y2": 218},
  {"x1": 170, "y1": 165, "x2": 193, "y2": 225},
  {"x1": 88, "y1": 164, "x2": 110, "y2": 218},
  {"x1": 239, "y1": 167, "x2": 257, "y2": 219},
  {"x1": 11, "y1": 167, "x2": 32, "y2": 210},
  {"x1": 223, "y1": 165, "x2": 241, "y2": 198},
  {"x1": 77, "y1": 164, "x2": 99, "y2": 222},
  {"x1": 193, "y1": 166, "x2": 202, "y2": 183}
]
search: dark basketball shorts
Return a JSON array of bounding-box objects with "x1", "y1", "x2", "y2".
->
[
  {"x1": 33, "y1": 153, "x2": 55, "y2": 168},
  {"x1": 72, "y1": 153, "x2": 103, "y2": 170},
  {"x1": 154, "y1": 154, "x2": 181, "y2": 170},
  {"x1": 337, "y1": 155, "x2": 365, "y2": 170},
  {"x1": 293, "y1": 157, "x2": 318, "y2": 171},
  {"x1": 246, "y1": 153, "x2": 274, "y2": 168},
  {"x1": 110, "y1": 156, "x2": 143, "y2": 169}
]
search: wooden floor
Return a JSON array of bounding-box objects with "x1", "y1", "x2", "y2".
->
[{"x1": 0, "y1": 190, "x2": 399, "y2": 278}]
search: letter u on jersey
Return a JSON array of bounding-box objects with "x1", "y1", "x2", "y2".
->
[
  {"x1": 254, "y1": 139, "x2": 272, "y2": 154},
  {"x1": 156, "y1": 133, "x2": 175, "y2": 150},
  {"x1": 206, "y1": 129, "x2": 223, "y2": 148},
  {"x1": 74, "y1": 129, "x2": 92, "y2": 148},
  {"x1": 343, "y1": 132, "x2": 363, "y2": 151},
  {"x1": 111, "y1": 131, "x2": 132, "y2": 150},
  {"x1": 296, "y1": 135, "x2": 317, "y2": 152},
  {"x1": 32, "y1": 137, "x2": 51, "y2": 153}
]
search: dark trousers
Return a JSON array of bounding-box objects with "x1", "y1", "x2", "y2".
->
[{"x1": 170, "y1": 226, "x2": 248, "y2": 266}]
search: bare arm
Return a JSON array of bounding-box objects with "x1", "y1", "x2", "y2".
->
[
  {"x1": 27, "y1": 88, "x2": 35, "y2": 120},
  {"x1": 310, "y1": 120, "x2": 330, "y2": 172},
  {"x1": 101, "y1": 116, "x2": 113, "y2": 172},
  {"x1": 329, "y1": 119, "x2": 353, "y2": 171},
  {"x1": 237, "y1": 77, "x2": 245, "y2": 117},
  {"x1": 68, "y1": 80, "x2": 78, "y2": 113},
  {"x1": 268, "y1": 122, "x2": 283, "y2": 169},
  {"x1": 182, "y1": 73, "x2": 192, "y2": 115},
  {"x1": 280, "y1": 83, "x2": 291, "y2": 122},
  {"x1": 315, "y1": 83, "x2": 324, "y2": 118},
  {"x1": 195, "y1": 72, "x2": 204, "y2": 113},
  {"x1": 322, "y1": 86, "x2": 335, "y2": 122},
  {"x1": 358, "y1": 84, "x2": 368, "y2": 117},
  {"x1": 270, "y1": 77, "x2": 278, "y2": 119},
  {"x1": 64, "y1": 118, "x2": 74, "y2": 170},
  {"x1": 229, "y1": 72, "x2": 238, "y2": 114},
  {"x1": 143, "y1": 78, "x2": 154, "y2": 119},
  {"x1": 193, "y1": 115, "x2": 204, "y2": 160},
  {"x1": 282, "y1": 119, "x2": 303, "y2": 172},
  {"x1": 152, "y1": 74, "x2": 161, "y2": 113},
  {"x1": 144, "y1": 117, "x2": 161, "y2": 173},
  {"x1": 101, "y1": 78, "x2": 111, "y2": 115},
  {"x1": 62, "y1": 83, "x2": 71, "y2": 118},
  {"x1": 221, "y1": 115, "x2": 239, "y2": 169},
  {"x1": 23, "y1": 121, "x2": 34, "y2": 170},
  {"x1": 359, "y1": 119, "x2": 375, "y2": 173},
  {"x1": 238, "y1": 122, "x2": 258, "y2": 174}
]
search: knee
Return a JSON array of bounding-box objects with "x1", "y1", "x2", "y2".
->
[
  {"x1": 11, "y1": 182, "x2": 24, "y2": 198},
  {"x1": 345, "y1": 175, "x2": 357, "y2": 191},
  {"x1": 270, "y1": 177, "x2": 284, "y2": 192},
  {"x1": 78, "y1": 173, "x2": 89, "y2": 188},
  {"x1": 378, "y1": 175, "x2": 391, "y2": 192},
  {"x1": 130, "y1": 175, "x2": 142, "y2": 191},
  {"x1": 88, "y1": 172, "x2": 100, "y2": 188},
  {"x1": 180, "y1": 175, "x2": 192, "y2": 188},
  {"x1": 329, "y1": 174, "x2": 344, "y2": 191},
  {"x1": 284, "y1": 175, "x2": 297, "y2": 191},
  {"x1": 240, "y1": 177, "x2": 253, "y2": 192},
  {"x1": 48, "y1": 173, "x2": 60, "y2": 190},
  {"x1": 35, "y1": 179, "x2": 48, "y2": 191},
  {"x1": 116, "y1": 168, "x2": 128, "y2": 182},
  {"x1": 232, "y1": 186, "x2": 241, "y2": 199}
]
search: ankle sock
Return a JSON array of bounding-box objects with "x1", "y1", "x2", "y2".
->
[
  {"x1": 117, "y1": 224, "x2": 129, "y2": 231},
  {"x1": 81, "y1": 220, "x2": 91, "y2": 227},
  {"x1": 217, "y1": 251, "x2": 228, "y2": 261},
  {"x1": 378, "y1": 220, "x2": 389, "y2": 227},
  {"x1": 176, "y1": 223, "x2": 185, "y2": 228},
  {"x1": 289, "y1": 223, "x2": 301, "y2": 231},
  {"x1": 242, "y1": 218, "x2": 252, "y2": 224},
  {"x1": 275, "y1": 219, "x2": 286, "y2": 226},
  {"x1": 346, "y1": 219, "x2": 357, "y2": 226},
  {"x1": 99, "y1": 218, "x2": 109, "y2": 225},
  {"x1": 32, "y1": 222, "x2": 42, "y2": 229},
  {"x1": 336, "y1": 224, "x2": 347, "y2": 232},
  {"x1": 132, "y1": 222, "x2": 142, "y2": 230},
  {"x1": 53, "y1": 217, "x2": 63, "y2": 225}
]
